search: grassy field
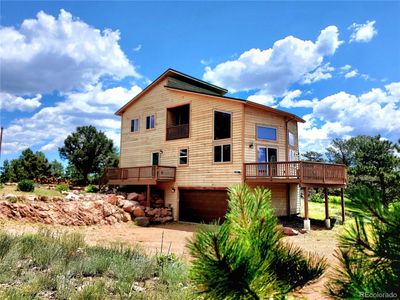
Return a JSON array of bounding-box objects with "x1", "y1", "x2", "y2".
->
[
  {"x1": 301, "y1": 195, "x2": 362, "y2": 221},
  {"x1": 0, "y1": 229, "x2": 194, "y2": 299},
  {"x1": 0, "y1": 184, "x2": 62, "y2": 198}
]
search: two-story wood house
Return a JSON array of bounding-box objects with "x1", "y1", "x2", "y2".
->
[{"x1": 103, "y1": 69, "x2": 347, "y2": 230}]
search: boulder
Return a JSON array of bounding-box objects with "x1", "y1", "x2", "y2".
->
[
  {"x1": 135, "y1": 217, "x2": 149, "y2": 227},
  {"x1": 27, "y1": 195, "x2": 38, "y2": 201},
  {"x1": 5, "y1": 194, "x2": 17, "y2": 201},
  {"x1": 38, "y1": 195, "x2": 49, "y2": 202},
  {"x1": 133, "y1": 206, "x2": 145, "y2": 218},
  {"x1": 122, "y1": 201, "x2": 139, "y2": 213},
  {"x1": 106, "y1": 194, "x2": 118, "y2": 206},
  {"x1": 281, "y1": 226, "x2": 299, "y2": 236},
  {"x1": 138, "y1": 193, "x2": 146, "y2": 203},
  {"x1": 127, "y1": 193, "x2": 139, "y2": 201}
]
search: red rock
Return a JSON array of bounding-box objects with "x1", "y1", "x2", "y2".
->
[
  {"x1": 281, "y1": 226, "x2": 299, "y2": 236},
  {"x1": 127, "y1": 193, "x2": 139, "y2": 201},
  {"x1": 133, "y1": 207, "x2": 145, "y2": 218},
  {"x1": 106, "y1": 194, "x2": 118, "y2": 206}
]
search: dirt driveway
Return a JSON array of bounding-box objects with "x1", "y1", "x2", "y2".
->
[{"x1": 0, "y1": 220, "x2": 339, "y2": 298}]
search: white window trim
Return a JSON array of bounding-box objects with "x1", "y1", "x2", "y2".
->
[
  {"x1": 131, "y1": 118, "x2": 140, "y2": 132},
  {"x1": 178, "y1": 148, "x2": 189, "y2": 165},
  {"x1": 146, "y1": 114, "x2": 156, "y2": 130}
]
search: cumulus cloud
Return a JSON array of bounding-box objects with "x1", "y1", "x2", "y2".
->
[
  {"x1": 344, "y1": 69, "x2": 358, "y2": 79},
  {"x1": 2, "y1": 84, "x2": 142, "y2": 154},
  {"x1": 0, "y1": 93, "x2": 42, "y2": 112},
  {"x1": 298, "y1": 82, "x2": 400, "y2": 152},
  {"x1": 0, "y1": 9, "x2": 138, "y2": 95},
  {"x1": 279, "y1": 90, "x2": 316, "y2": 108},
  {"x1": 349, "y1": 20, "x2": 377, "y2": 43},
  {"x1": 203, "y1": 26, "x2": 342, "y2": 96}
]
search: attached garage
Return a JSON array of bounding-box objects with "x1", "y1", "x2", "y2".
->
[{"x1": 179, "y1": 189, "x2": 228, "y2": 223}]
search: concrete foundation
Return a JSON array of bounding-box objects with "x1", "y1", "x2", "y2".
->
[
  {"x1": 303, "y1": 219, "x2": 311, "y2": 231},
  {"x1": 325, "y1": 218, "x2": 331, "y2": 229}
]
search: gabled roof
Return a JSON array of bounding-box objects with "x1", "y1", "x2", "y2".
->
[{"x1": 116, "y1": 69, "x2": 305, "y2": 123}]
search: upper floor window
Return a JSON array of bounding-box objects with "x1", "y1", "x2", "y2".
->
[
  {"x1": 288, "y1": 131, "x2": 295, "y2": 146},
  {"x1": 146, "y1": 115, "x2": 155, "y2": 129},
  {"x1": 214, "y1": 111, "x2": 231, "y2": 140},
  {"x1": 256, "y1": 126, "x2": 277, "y2": 141},
  {"x1": 179, "y1": 148, "x2": 188, "y2": 165},
  {"x1": 131, "y1": 118, "x2": 139, "y2": 132},
  {"x1": 289, "y1": 149, "x2": 297, "y2": 161},
  {"x1": 214, "y1": 144, "x2": 231, "y2": 163}
]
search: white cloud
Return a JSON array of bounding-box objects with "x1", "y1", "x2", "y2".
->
[
  {"x1": 2, "y1": 84, "x2": 142, "y2": 154},
  {"x1": 301, "y1": 63, "x2": 334, "y2": 84},
  {"x1": 349, "y1": 20, "x2": 377, "y2": 43},
  {"x1": 203, "y1": 26, "x2": 343, "y2": 96},
  {"x1": 279, "y1": 90, "x2": 316, "y2": 108},
  {"x1": 344, "y1": 69, "x2": 358, "y2": 79},
  {"x1": 0, "y1": 93, "x2": 42, "y2": 112},
  {"x1": 298, "y1": 82, "x2": 400, "y2": 152},
  {"x1": 132, "y1": 44, "x2": 142, "y2": 52},
  {"x1": 0, "y1": 9, "x2": 138, "y2": 95},
  {"x1": 246, "y1": 93, "x2": 276, "y2": 106}
]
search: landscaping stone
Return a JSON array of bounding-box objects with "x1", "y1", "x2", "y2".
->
[
  {"x1": 133, "y1": 207, "x2": 145, "y2": 218},
  {"x1": 127, "y1": 192, "x2": 139, "y2": 201},
  {"x1": 135, "y1": 217, "x2": 149, "y2": 227},
  {"x1": 281, "y1": 226, "x2": 299, "y2": 236}
]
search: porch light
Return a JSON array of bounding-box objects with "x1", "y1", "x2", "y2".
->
[{"x1": 249, "y1": 142, "x2": 254, "y2": 149}]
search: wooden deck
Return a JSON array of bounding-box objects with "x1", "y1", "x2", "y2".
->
[
  {"x1": 102, "y1": 166, "x2": 176, "y2": 185},
  {"x1": 244, "y1": 161, "x2": 347, "y2": 187}
]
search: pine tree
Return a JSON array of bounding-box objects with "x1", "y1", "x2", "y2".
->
[
  {"x1": 187, "y1": 184, "x2": 326, "y2": 299},
  {"x1": 326, "y1": 187, "x2": 400, "y2": 298}
]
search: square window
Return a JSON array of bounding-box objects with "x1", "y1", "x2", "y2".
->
[
  {"x1": 214, "y1": 144, "x2": 231, "y2": 163},
  {"x1": 257, "y1": 126, "x2": 277, "y2": 141},
  {"x1": 146, "y1": 115, "x2": 155, "y2": 129},
  {"x1": 179, "y1": 148, "x2": 188, "y2": 165},
  {"x1": 131, "y1": 119, "x2": 139, "y2": 132}
]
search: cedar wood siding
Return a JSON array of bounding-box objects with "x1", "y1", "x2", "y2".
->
[
  {"x1": 120, "y1": 78, "x2": 244, "y2": 219},
  {"x1": 120, "y1": 78, "x2": 300, "y2": 219}
]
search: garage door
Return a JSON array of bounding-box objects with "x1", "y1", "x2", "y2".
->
[{"x1": 179, "y1": 189, "x2": 228, "y2": 223}]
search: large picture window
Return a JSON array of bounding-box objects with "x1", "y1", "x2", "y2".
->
[
  {"x1": 214, "y1": 144, "x2": 231, "y2": 163},
  {"x1": 214, "y1": 111, "x2": 231, "y2": 140},
  {"x1": 256, "y1": 126, "x2": 277, "y2": 141}
]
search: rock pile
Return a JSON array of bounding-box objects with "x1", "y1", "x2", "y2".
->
[{"x1": 0, "y1": 192, "x2": 174, "y2": 227}]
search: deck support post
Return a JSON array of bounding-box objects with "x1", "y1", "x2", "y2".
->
[
  {"x1": 286, "y1": 184, "x2": 291, "y2": 217},
  {"x1": 303, "y1": 187, "x2": 310, "y2": 231},
  {"x1": 341, "y1": 188, "x2": 345, "y2": 223},
  {"x1": 324, "y1": 188, "x2": 330, "y2": 229},
  {"x1": 146, "y1": 184, "x2": 151, "y2": 208}
]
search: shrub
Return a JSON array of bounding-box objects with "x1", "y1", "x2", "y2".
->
[
  {"x1": 187, "y1": 184, "x2": 326, "y2": 299},
  {"x1": 84, "y1": 184, "x2": 98, "y2": 193},
  {"x1": 17, "y1": 179, "x2": 35, "y2": 192},
  {"x1": 310, "y1": 192, "x2": 324, "y2": 203},
  {"x1": 56, "y1": 184, "x2": 69, "y2": 193}
]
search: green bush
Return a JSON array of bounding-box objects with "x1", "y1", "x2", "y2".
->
[
  {"x1": 56, "y1": 184, "x2": 69, "y2": 193},
  {"x1": 17, "y1": 179, "x2": 35, "y2": 192},
  {"x1": 84, "y1": 184, "x2": 98, "y2": 193},
  {"x1": 310, "y1": 192, "x2": 324, "y2": 203}
]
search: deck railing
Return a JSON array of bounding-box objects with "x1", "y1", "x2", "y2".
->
[
  {"x1": 102, "y1": 166, "x2": 176, "y2": 184},
  {"x1": 166, "y1": 124, "x2": 189, "y2": 140},
  {"x1": 244, "y1": 161, "x2": 347, "y2": 185}
]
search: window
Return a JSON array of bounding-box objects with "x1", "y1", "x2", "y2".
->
[
  {"x1": 288, "y1": 131, "x2": 295, "y2": 146},
  {"x1": 179, "y1": 148, "x2": 188, "y2": 165},
  {"x1": 289, "y1": 149, "x2": 297, "y2": 161},
  {"x1": 214, "y1": 144, "x2": 231, "y2": 163},
  {"x1": 256, "y1": 126, "x2": 277, "y2": 141},
  {"x1": 146, "y1": 115, "x2": 155, "y2": 129},
  {"x1": 151, "y1": 152, "x2": 159, "y2": 166},
  {"x1": 214, "y1": 111, "x2": 231, "y2": 140},
  {"x1": 131, "y1": 118, "x2": 139, "y2": 132}
]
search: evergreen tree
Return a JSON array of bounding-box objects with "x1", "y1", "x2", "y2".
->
[
  {"x1": 0, "y1": 160, "x2": 12, "y2": 183},
  {"x1": 59, "y1": 126, "x2": 117, "y2": 184},
  {"x1": 326, "y1": 187, "x2": 400, "y2": 297},
  {"x1": 301, "y1": 151, "x2": 325, "y2": 162},
  {"x1": 50, "y1": 160, "x2": 64, "y2": 178},
  {"x1": 187, "y1": 184, "x2": 326, "y2": 299}
]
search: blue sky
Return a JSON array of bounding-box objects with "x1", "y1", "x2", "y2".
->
[{"x1": 1, "y1": 1, "x2": 399, "y2": 165}]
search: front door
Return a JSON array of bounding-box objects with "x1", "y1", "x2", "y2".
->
[{"x1": 151, "y1": 152, "x2": 159, "y2": 166}]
